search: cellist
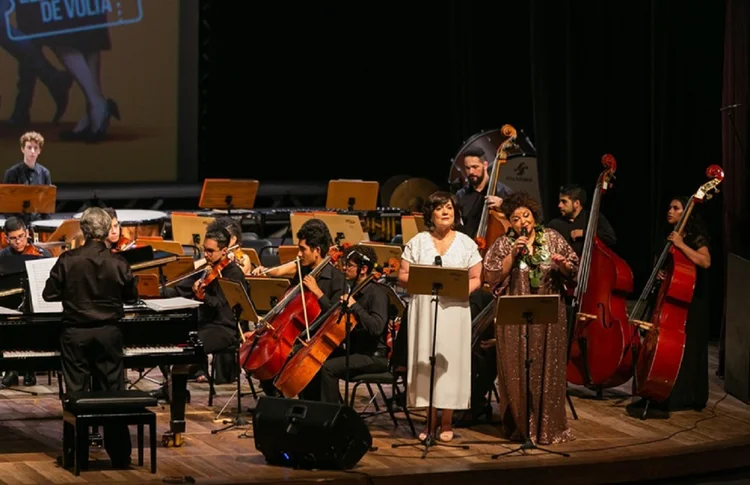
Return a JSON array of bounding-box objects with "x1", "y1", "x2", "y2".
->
[
  {"x1": 150, "y1": 227, "x2": 248, "y2": 400},
  {"x1": 247, "y1": 218, "x2": 345, "y2": 397},
  {"x1": 298, "y1": 245, "x2": 389, "y2": 403}
]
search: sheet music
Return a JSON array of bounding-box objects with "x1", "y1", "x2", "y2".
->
[
  {"x1": 0, "y1": 306, "x2": 22, "y2": 315},
  {"x1": 143, "y1": 297, "x2": 202, "y2": 312},
  {"x1": 24, "y1": 257, "x2": 63, "y2": 313}
]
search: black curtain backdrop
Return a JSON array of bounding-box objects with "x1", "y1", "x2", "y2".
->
[{"x1": 200, "y1": 1, "x2": 729, "y2": 337}]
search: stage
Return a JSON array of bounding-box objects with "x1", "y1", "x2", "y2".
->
[{"x1": 0, "y1": 345, "x2": 747, "y2": 485}]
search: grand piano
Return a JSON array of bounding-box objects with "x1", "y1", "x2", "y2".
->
[{"x1": 0, "y1": 301, "x2": 202, "y2": 447}]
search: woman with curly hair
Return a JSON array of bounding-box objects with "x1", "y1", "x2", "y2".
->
[{"x1": 483, "y1": 191, "x2": 579, "y2": 445}]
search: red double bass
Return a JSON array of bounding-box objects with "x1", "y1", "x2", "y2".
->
[
  {"x1": 240, "y1": 246, "x2": 343, "y2": 381},
  {"x1": 567, "y1": 154, "x2": 636, "y2": 389},
  {"x1": 629, "y1": 165, "x2": 723, "y2": 404}
]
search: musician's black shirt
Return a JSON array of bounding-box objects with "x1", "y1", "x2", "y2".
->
[
  {"x1": 290, "y1": 262, "x2": 346, "y2": 313},
  {"x1": 456, "y1": 182, "x2": 513, "y2": 238},
  {"x1": 163, "y1": 261, "x2": 248, "y2": 331},
  {"x1": 43, "y1": 240, "x2": 138, "y2": 324},
  {"x1": 347, "y1": 282, "x2": 389, "y2": 356},
  {"x1": 546, "y1": 209, "x2": 617, "y2": 257}
]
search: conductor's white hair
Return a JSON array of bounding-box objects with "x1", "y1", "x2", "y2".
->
[{"x1": 80, "y1": 207, "x2": 112, "y2": 240}]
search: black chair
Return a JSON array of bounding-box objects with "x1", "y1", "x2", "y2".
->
[{"x1": 62, "y1": 390, "x2": 157, "y2": 476}]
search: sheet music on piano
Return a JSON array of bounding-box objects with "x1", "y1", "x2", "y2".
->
[
  {"x1": 24, "y1": 257, "x2": 63, "y2": 313},
  {"x1": 0, "y1": 306, "x2": 22, "y2": 315},
  {"x1": 143, "y1": 297, "x2": 202, "y2": 312}
]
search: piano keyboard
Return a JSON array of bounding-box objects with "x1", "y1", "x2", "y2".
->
[{"x1": 2, "y1": 346, "x2": 186, "y2": 359}]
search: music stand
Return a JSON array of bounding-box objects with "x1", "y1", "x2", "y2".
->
[
  {"x1": 391, "y1": 264, "x2": 471, "y2": 458},
  {"x1": 213, "y1": 278, "x2": 259, "y2": 436},
  {"x1": 326, "y1": 180, "x2": 379, "y2": 211},
  {"x1": 198, "y1": 179, "x2": 259, "y2": 217},
  {"x1": 313, "y1": 212, "x2": 366, "y2": 246},
  {"x1": 400, "y1": 213, "x2": 426, "y2": 245},
  {"x1": 491, "y1": 294, "x2": 570, "y2": 459},
  {"x1": 0, "y1": 184, "x2": 56, "y2": 219},
  {"x1": 245, "y1": 277, "x2": 290, "y2": 313},
  {"x1": 170, "y1": 214, "x2": 215, "y2": 254}
]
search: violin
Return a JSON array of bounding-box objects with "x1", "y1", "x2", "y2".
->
[
  {"x1": 274, "y1": 259, "x2": 397, "y2": 397},
  {"x1": 20, "y1": 243, "x2": 43, "y2": 257},
  {"x1": 194, "y1": 256, "x2": 232, "y2": 300},
  {"x1": 112, "y1": 236, "x2": 136, "y2": 252},
  {"x1": 629, "y1": 165, "x2": 724, "y2": 403},
  {"x1": 475, "y1": 124, "x2": 515, "y2": 257},
  {"x1": 566, "y1": 154, "x2": 636, "y2": 390},
  {"x1": 241, "y1": 245, "x2": 346, "y2": 381}
]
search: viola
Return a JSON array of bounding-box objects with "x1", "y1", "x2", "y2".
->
[
  {"x1": 629, "y1": 165, "x2": 724, "y2": 402},
  {"x1": 566, "y1": 154, "x2": 636, "y2": 389},
  {"x1": 240, "y1": 245, "x2": 345, "y2": 381},
  {"x1": 20, "y1": 243, "x2": 43, "y2": 257},
  {"x1": 273, "y1": 259, "x2": 397, "y2": 397},
  {"x1": 475, "y1": 124, "x2": 516, "y2": 259},
  {"x1": 194, "y1": 256, "x2": 232, "y2": 301}
]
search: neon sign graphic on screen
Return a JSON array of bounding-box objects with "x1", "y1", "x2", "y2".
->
[{"x1": 4, "y1": 0, "x2": 142, "y2": 41}]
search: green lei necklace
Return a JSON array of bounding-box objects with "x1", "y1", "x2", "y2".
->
[{"x1": 507, "y1": 224, "x2": 550, "y2": 288}]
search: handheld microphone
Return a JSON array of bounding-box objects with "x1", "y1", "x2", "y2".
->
[
  {"x1": 434, "y1": 255, "x2": 442, "y2": 267},
  {"x1": 519, "y1": 227, "x2": 529, "y2": 256}
]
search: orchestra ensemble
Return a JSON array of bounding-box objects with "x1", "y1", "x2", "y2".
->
[{"x1": 0, "y1": 129, "x2": 725, "y2": 468}]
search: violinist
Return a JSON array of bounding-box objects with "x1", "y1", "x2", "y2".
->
[
  {"x1": 547, "y1": 184, "x2": 617, "y2": 258},
  {"x1": 103, "y1": 208, "x2": 135, "y2": 252},
  {"x1": 249, "y1": 219, "x2": 345, "y2": 396},
  {"x1": 645, "y1": 197, "x2": 711, "y2": 412},
  {"x1": 210, "y1": 217, "x2": 253, "y2": 275},
  {"x1": 300, "y1": 245, "x2": 389, "y2": 403},
  {"x1": 455, "y1": 147, "x2": 512, "y2": 239},
  {"x1": 152, "y1": 228, "x2": 249, "y2": 397},
  {"x1": 0, "y1": 216, "x2": 50, "y2": 387}
]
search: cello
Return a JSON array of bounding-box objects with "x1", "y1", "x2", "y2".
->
[
  {"x1": 629, "y1": 165, "x2": 724, "y2": 405},
  {"x1": 566, "y1": 154, "x2": 636, "y2": 389},
  {"x1": 474, "y1": 124, "x2": 516, "y2": 257},
  {"x1": 273, "y1": 260, "x2": 398, "y2": 398},
  {"x1": 241, "y1": 246, "x2": 344, "y2": 381}
]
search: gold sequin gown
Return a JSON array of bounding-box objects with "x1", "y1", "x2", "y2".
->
[{"x1": 483, "y1": 228, "x2": 578, "y2": 445}]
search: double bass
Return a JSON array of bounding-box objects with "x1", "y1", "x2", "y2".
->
[
  {"x1": 241, "y1": 246, "x2": 343, "y2": 381},
  {"x1": 474, "y1": 124, "x2": 516, "y2": 257},
  {"x1": 629, "y1": 165, "x2": 724, "y2": 404},
  {"x1": 273, "y1": 260, "x2": 398, "y2": 398},
  {"x1": 566, "y1": 154, "x2": 636, "y2": 389}
]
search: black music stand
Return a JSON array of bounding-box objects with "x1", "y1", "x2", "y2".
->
[
  {"x1": 213, "y1": 278, "x2": 259, "y2": 436},
  {"x1": 491, "y1": 294, "x2": 569, "y2": 459},
  {"x1": 199, "y1": 179, "x2": 259, "y2": 217},
  {"x1": 392, "y1": 264, "x2": 471, "y2": 458}
]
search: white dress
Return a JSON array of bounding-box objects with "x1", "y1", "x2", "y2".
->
[{"x1": 403, "y1": 231, "x2": 482, "y2": 409}]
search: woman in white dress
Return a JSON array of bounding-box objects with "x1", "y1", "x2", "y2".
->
[{"x1": 398, "y1": 191, "x2": 482, "y2": 442}]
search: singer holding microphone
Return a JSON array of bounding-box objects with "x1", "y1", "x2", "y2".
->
[
  {"x1": 483, "y1": 191, "x2": 578, "y2": 445},
  {"x1": 398, "y1": 191, "x2": 482, "y2": 442}
]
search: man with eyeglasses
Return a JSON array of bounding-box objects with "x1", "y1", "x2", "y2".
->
[{"x1": 0, "y1": 217, "x2": 51, "y2": 387}]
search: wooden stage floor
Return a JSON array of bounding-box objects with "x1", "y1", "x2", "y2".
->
[{"x1": 0, "y1": 344, "x2": 748, "y2": 485}]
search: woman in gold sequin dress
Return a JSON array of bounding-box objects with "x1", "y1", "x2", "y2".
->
[{"x1": 483, "y1": 192, "x2": 578, "y2": 445}]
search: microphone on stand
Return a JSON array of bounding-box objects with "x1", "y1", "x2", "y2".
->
[
  {"x1": 520, "y1": 227, "x2": 529, "y2": 256},
  {"x1": 520, "y1": 129, "x2": 537, "y2": 154},
  {"x1": 434, "y1": 255, "x2": 442, "y2": 267},
  {"x1": 720, "y1": 103, "x2": 742, "y2": 112}
]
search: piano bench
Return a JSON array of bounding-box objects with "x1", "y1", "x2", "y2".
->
[{"x1": 62, "y1": 390, "x2": 158, "y2": 476}]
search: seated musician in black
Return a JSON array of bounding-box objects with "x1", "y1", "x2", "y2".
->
[
  {"x1": 301, "y1": 245, "x2": 389, "y2": 403},
  {"x1": 546, "y1": 184, "x2": 617, "y2": 258},
  {"x1": 42, "y1": 207, "x2": 138, "y2": 469},
  {"x1": 154, "y1": 227, "x2": 249, "y2": 398},
  {"x1": 0, "y1": 216, "x2": 51, "y2": 387},
  {"x1": 249, "y1": 219, "x2": 345, "y2": 396}
]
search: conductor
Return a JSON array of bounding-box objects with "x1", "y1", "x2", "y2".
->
[{"x1": 42, "y1": 207, "x2": 138, "y2": 469}]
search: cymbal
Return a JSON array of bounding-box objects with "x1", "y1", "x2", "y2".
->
[
  {"x1": 380, "y1": 174, "x2": 412, "y2": 207},
  {"x1": 389, "y1": 178, "x2": 439, "y2": 213}
]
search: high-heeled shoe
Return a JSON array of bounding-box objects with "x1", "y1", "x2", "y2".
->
[{"x1": 85, "y1": 99, "x2": 121, "y2": 143}]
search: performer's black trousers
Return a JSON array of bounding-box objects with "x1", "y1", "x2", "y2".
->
[
  {"x1": 302, "y1": 350, "x2": 388, "y2": 404},
  {"x1": 60, "y1": 325, "x2": 131, "y2": 465}
]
